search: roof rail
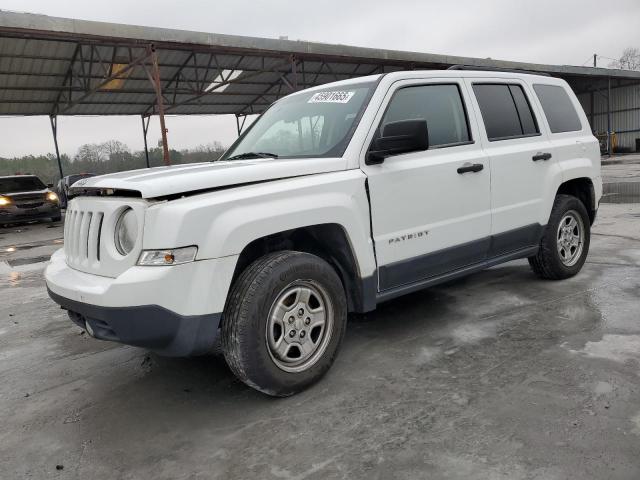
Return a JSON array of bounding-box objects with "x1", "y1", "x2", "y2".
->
[{"x1": 447, "y1": 65, "x2": 551, "y2": 77}]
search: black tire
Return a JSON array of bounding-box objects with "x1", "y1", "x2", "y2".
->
[
  {"x1": 51, "y1": 215, "x2": 62, "y2": 222},
  {"x1": 221, "y1": 251, "x2": 347, "y2": 397},
  {"x1": 528, "y1": 194, "x2": 591, "y2": 280}
]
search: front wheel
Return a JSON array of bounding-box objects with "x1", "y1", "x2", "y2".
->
[
  {"x1": 528, "y1": 194, "x2": 591, "y2": 280},
  {"x1": 221, "y1": 251, "x2": 347, "y2": 397}
]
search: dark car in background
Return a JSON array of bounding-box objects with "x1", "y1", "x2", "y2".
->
[
  {"x1": 0, "y1": 175, "x2": 61, "y2": 226},
  {"x1": 55, "y1": 173, "x2": 96, "y2": 209}
]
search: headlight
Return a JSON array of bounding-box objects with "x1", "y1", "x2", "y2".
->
[
  {"x1": 45, "y1": 191, "x2": 58, "y2": 202},
  {"x1": 0, "y1": 196, "x2": 11, "y2": 206},
  {"x1": 114, "y1": 208, "x2": 138, "y2": 256},
  {"x1": 137, "y1": 246, "x2": 198, "y2": 266}
]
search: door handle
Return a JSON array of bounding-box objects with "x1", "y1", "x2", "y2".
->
[
  {"x1": 457, "y1": 163, "x2": 484, "y2": 174},
  {"x1": 532, "y1": 152, "x2": 552, "y2": 161}
]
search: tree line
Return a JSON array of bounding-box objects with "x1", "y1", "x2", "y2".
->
[
  {"x1": 0, "y1": 140, "x2": 226, "y2": 185},
  {"x1": 608, "y1": 47, "x2": 640, "y2": 71}
]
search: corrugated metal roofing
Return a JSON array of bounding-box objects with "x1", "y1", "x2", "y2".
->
[
  {"x1": 1, "y1": 9, "x2": 640, "y2": 117},
  {"x1": 578, "y1": 83, "x2": 640, "y2": 150}
]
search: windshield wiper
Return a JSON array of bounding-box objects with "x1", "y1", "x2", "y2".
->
[{"x1": 226, "y1": 152, "x2": 279, "y2": 161}]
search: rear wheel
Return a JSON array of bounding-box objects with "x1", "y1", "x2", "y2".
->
[
  {"x1": 528, "y1": 194, "x2": 590, "y2": 279},
  {"x1": 221, "y1": 251, "x2": 347, "y2": 396}
]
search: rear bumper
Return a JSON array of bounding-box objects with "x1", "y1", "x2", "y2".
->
[{"x1": 48, "y1": 288, "x2": 220, "y2": 356}]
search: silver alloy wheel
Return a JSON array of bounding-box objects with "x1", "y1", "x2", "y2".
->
[
  {"x1": 266, "y1": 280, "x2": 334, "y2": 373},
  {"x1": 556, "y1": 209, "x2": 585, "y2": 267}
]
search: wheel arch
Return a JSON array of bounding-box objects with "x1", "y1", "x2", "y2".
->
[
  {"x1": 555, "y1": 177, "x2": 597, "y2": 224},
  {"x1": 230, "y1": 223, "x2": 376, "y2": 313}
]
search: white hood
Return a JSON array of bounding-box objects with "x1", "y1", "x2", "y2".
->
[{"x1": 70, "y1": 157, "x2": 346, "y2": 198}]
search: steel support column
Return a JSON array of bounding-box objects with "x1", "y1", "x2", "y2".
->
[
  {"x1": 141, "y1": 115, "x2": 151, "y2": 168},
  {"x1": 49, "y1": 115, "x2": 64, "y2": 181},
  {"x1": 607, "y1": 77, "x2": 612, "y2": 156},
  {"x1": 589, "y1": 91, "x2": 594, "y2": 130},
  {"x1": 235, "y1": 114, "x2": 247, "y2": 136},
  {"x1": 147, "y1": 45, "x2": 171, "y2": 166},
  {"x1": 291, "y1": 56, "x2": 298, "y2": 90}
]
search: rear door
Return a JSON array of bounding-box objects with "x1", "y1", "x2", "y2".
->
[
  {"x1": 362, "y1": 78, "x2": 491, "y2": 291},
  {"x1": 531, "y1": 82, "x2": 599, "y2": 177},
  {"x1": 465, "y1": 78, "x2": 559, "y2": 256}
]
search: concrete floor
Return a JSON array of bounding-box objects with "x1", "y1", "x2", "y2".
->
[
  {"x1": 602, "y1": 155, "x2": 640, "y2": 204},
  {"x1": 1, "y1": 204, "x2": 640, "y2": 479}
]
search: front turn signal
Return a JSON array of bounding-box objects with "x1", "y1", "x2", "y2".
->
[{"x1": 137, "y1": 246, "x2": 198, "y2": 266}]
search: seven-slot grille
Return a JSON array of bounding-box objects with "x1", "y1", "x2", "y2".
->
[{"x1": 64, "y1": 208, "x2": 104, "y2": 266}]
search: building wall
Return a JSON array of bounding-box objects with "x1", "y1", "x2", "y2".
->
[{"x1": 578, "y1": 84, "x2": 640, "y2": 152}]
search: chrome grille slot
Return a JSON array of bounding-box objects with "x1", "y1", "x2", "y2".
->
[
  {"x1": 87, "y1": 212, "x2": 103, "y2": 262},
  {"x1": 63, "y1": 210, "x2": 71, "y2": 250},
  {"x1": 62, "y1": 198, "x2": 145, "y2": 278},
  {"x1": 79, "y1": 212, "x2": 91, "y2": 260},
  {"x1": 96, "y1": 213, "x2": 103, "y2": 262},
  {"x1": 70, "y1": 210, "x2": 79, "y2": 259},
  {"x1": 64, "y1": 208, "x2": 104, "y2": 268},
  {"x1": 64, "y1": 210, "x2": 76, "y2": 259},
  {"x1": 71, "y1": 211, "x2": 83, "y2": 261}
]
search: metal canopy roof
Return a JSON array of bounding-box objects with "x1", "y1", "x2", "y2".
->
[{"x1": 2, "y1": 9, "x2": 640, "y2": 118}]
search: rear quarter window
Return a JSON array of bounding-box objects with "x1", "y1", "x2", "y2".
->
[{"x1": 533, "y1": 84, "x2": 582, "y2": 133}]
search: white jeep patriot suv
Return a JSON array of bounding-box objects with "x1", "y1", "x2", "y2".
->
[{"x1": 46, "y1": 69, "x2": 602, "y2": 396}]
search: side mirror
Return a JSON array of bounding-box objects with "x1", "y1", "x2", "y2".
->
[
  {"x1": 47, "y1": 183, "x2": 54, "y2": 188},
  {"x1": 366, "y1": 119, "x2": 429, "y2": 165}
]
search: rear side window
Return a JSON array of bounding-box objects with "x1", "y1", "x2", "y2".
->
[
  {"x1": 472, "y1": 84, "x2": 539, "y2": 141},
  {"x1": 533, "y1": 84, "x2": 582, "y2": 133},
  {"x1": 380, "y1": 84, "x2": 471, "y2": 148},
  {"x1": 509, "y1": 85, "x2": 538, "y2": 135}
]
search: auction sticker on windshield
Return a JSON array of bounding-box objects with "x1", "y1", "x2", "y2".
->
[{"x1": 308, "y1": 91, "x2": 355, "y2": 103}]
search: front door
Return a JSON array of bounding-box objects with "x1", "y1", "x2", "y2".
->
[{"x1": 361, "y1": 79, "x2": 491, "y2": 292}]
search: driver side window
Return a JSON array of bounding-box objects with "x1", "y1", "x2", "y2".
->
[{"x1": 381, "y1": 84, "x2": 472, "y2": 148}]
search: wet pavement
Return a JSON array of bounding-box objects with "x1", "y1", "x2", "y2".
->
[
  {"x1": 0, "y1": 218, "x2": 64, "y2": 272},
  {"x1": 602, "y1": 155, "x2": 640, "y2": 204},
  {"x1": 1, "y1": 205, "x2": 640, "y2": 479}
]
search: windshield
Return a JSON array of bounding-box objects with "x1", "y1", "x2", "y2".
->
[
  {"x1": 0, "y1": 176, "x2": 46, "y2": 194},
  {"x1": 221, "y1": 81, "x2": 377, "y2": 160}
]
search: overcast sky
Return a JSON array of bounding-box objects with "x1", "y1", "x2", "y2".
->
[{"x1": 1, "y1": 0, "x2": 639, "y2": 158}]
